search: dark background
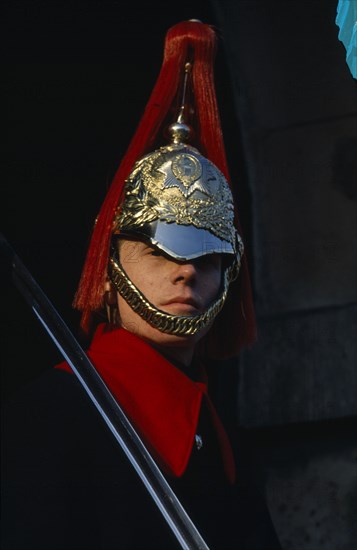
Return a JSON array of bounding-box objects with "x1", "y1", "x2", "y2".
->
[{"x1": 2, "y1": 1, "x2": 356, "y2": 549}]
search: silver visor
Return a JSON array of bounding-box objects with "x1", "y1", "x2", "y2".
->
[{"x1": 120, "y1": 220, "x2": 235, "y2": 261}]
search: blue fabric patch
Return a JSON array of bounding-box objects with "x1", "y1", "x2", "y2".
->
[{"x1": 336, "y1": 0, "x2": 357, "y2": 78}]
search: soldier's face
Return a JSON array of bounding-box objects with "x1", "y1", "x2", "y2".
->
[{"x1": 115, "y1": 239, "x2": 222, "y2": 363}]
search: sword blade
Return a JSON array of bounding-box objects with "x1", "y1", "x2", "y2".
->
[{"x1": 1, "y1": 233, "x2": 210, "y2": 550}]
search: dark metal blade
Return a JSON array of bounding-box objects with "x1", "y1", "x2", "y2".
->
[{"x1": 1, "y1": 233, "x2": 210, "y2": 550}]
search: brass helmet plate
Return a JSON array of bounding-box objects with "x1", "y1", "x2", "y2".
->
[{"x1": 113, "y1": 143, "x2": 243, "y2": 262}]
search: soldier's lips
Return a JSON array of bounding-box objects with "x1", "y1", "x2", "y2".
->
[{"x1": 162, "y1": 297, "x2": 202, "y2": 315}]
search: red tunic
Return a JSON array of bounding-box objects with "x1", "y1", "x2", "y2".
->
[
  {"x1": 2, "y1": 323, "x2": 282, "y2": 548},
  {"x1": 56, "y1": 323, "x2": 236, "y2": 483}
]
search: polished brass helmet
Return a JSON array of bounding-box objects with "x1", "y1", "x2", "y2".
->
[
  {"x1": 108, "y1": 64, "x2": 244, "y2": 336},
  {"x1": 112, "y1": 141, "x2": 242, "y2": 261}
]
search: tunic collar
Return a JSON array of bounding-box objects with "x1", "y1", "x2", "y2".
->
[{"x1": 56, "y1": 323, "x2": 235, "y2": 482}]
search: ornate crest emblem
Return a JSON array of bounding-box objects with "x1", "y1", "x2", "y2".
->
[{"x1": 113, "y1": 143, "x2": 236, "y2": 246}]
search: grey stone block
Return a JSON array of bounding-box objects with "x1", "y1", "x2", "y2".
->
[{"x1": 238, "y1": 304, "x2": 357, "y2": 426}]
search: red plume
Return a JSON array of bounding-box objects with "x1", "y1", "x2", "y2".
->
[{"x1": 73, "y1": 20, "x2": 256, "y2": 357}]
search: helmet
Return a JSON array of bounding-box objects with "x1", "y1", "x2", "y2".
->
[{"x1": 73, "y1": 20, "x2": 256, "y2": 357}]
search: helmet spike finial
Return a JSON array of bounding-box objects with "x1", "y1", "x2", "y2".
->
[{"x1": 168, "y1": 61, "x2": 193, "y2": 145}]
